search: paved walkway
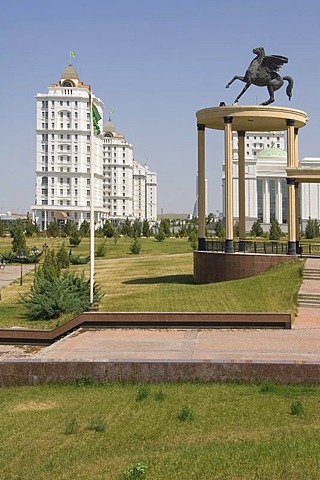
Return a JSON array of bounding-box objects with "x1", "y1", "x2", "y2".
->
[
  {"x1": 0, "y1": 258, "x2": 319, "y2": 364},
  {"x1": 0, "y1": 264, "x2": 34, "y2": 290}
]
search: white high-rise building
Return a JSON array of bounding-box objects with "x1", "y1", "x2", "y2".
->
[{"x1": 31, "y1": 65, "x2": 157, "y2": 229}]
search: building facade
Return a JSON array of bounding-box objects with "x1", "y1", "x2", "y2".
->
[
  {"x1": 223, "y1": 131, "x2": 288, "y2": 231},
  {"x1": 223, "y1": 131, "x2": 320, "y2": 232},
  {"x1": 32, "y1": 65, "x2": 157, "y2": 230}
]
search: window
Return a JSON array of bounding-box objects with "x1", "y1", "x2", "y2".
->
[{"x1": 87, "y1": 179, "x2": 90, "y2": 185}]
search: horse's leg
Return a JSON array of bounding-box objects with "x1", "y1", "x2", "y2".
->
[
  {"x1": 225, "y1": 76, "x2": 246, "y2": 88},
  {"x1": 234, "y1": 82, "x2": 251, "y2": 103},
  {"x1": 261, "y1": 85, "x2": 274, "y2": 106}
]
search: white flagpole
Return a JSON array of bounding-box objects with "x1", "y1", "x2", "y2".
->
[{"x1": 89, "y1": 88, "x2": 95, "y2": 305}]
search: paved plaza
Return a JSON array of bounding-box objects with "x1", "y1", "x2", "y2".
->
[{"x1": 0, "y1": 258, "x2": 319, "y2": 365}]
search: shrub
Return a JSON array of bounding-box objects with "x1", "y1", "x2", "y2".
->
[
  {"x1": 154, "y1": 388, "x2": 166, "y2": 401},
  {"x1": 130, "y1": 238, "x2": 141, "y2": 254},
  {"x1": 88, "y1": 416, "x2": 106, "y2": 432},
  {"x1": 65, "y1": 417, "x2": 79, "y2": 435},
  {"x1": 155, "y1": 229, "x2": 166, "y2": 242},
  {"x1": 69, "y1": 255, "x2": 90, "y2": 265},
  {"x1": 76, "y1": 375, "x2": 93, "y2": 387},
  {"x1": 177, "y1": 405, "x2": 194, "y2": 421},
  {"x1": 96, "y1": 240, "x2": 107, "y2": 257},
  {"x1": 290, "y1": 401, "x2": 304, "y2": 416},
  {"x1": 124, "y1": 462, "x2": 148, "y2": 480},
  {"x1": 260, "y1": 383, "x2": 275, "y2": 393},
  {"x1": 21, "y1": 272, "x2": 102, "y2": 320},
  {"x1": 136, "y1": 385, "x2": 149, "y2": 401}
]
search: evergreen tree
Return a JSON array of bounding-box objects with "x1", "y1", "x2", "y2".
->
[
  {"x1": 121, "y1": 218, "x2": 133, "y2": 237},
  {"x1": 79, "y1": 220, "x2": 90, "y2": 237},
  {"x1": 305, "y1": 218, "x2": 319, "y2": 239},
  {"x1": 57, "y1": 243, "x2": 70, "y2": 269},
  {"x1": 142, "y1": 219, "x2": 151, "y2": 237},
  {"x1": 69, "y1": 226, "x2": 81, "y2": 247},
  {"x1": 214, "y1": 220, "x2": 225, "y2": 239},
  {"x1": 47, "y1": 219, "x2": 60, "y2": 238},
  {"x1": 269, "y1": 220, "x2": 282, "y2": 240},
  {"x1": 11, "y1": 223, "x2": 27, "y2": 253},
  {"x1": 132, "y1": 219, "x2": 142, "y2": 238},
  {"x1": 103, "y1": 221, "x2": 114, "y2": 238},
  {"x1": 159, "y1": 218, "x2": 171, "y2": 237},
  {"x1": 250, "y1": 220, "x2": 264, "y2": 238}
]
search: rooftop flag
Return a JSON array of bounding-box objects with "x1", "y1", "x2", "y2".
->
[{"x1": 70, "y1": 51, "x2": 76, "y2": 58}]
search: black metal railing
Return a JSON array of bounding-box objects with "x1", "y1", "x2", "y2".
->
[{"x1": 203, "y1": 240, "x2": 320, "y2": 255}]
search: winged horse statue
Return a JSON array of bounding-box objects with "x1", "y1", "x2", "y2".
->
[{"x1": 225, "y1": 47, "x2": 294, "y2": 105}]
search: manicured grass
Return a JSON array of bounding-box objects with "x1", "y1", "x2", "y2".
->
[
  {"x1": 0, "y1": 253, "x2": 303, "y2": 328},
  {"x1": 0, "y1": 382, "x2": 319, "y2": 479},
  {"x1": 0, "y1": 236, "x2": 194, "y2": 259}
]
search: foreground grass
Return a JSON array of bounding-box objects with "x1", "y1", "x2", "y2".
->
[
  {"x1": 0, "y1": 254, "x2": 303, "y2": 328},
  {"x1": 0, "y1": 382, "x2": 319, "y2": 480}
]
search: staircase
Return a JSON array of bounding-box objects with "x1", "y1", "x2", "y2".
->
[{"x1": 298, "y1": 265, "x2": 320, "y2": 308}]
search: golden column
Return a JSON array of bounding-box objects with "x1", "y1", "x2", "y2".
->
[
  {"x1": 224, "y1": 116, "x2": 234, "y2": 253},
  {"x1": 294, "y1": 128, "x2": 300, "y2": 252},
  {"x1": 197, "y1": 123, "x2": 206, "y2": 250},
  {"x1": 286, "y1": 119, "x2": 297, "y2": 255},
  {"x1": 238, "y1": 130, "x2": 246, "y2": 252}
]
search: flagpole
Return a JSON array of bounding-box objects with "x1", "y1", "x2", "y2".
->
[{"x1": 89, "y1": 87, "x2": 95, "y2": 305}]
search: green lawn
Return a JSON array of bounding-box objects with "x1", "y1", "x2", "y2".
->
[
  {"x1": 0, "y1": 236, "x2": 304, "y2": 328},
  {"x1": 0, "y1": 382, "x2": 319, "y2": 479}
]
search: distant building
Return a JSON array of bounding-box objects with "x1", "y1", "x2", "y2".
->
[
  {"x1": 222, "y1": 131, "x2": 320, "y2": 232},
  {"x1": 31, "y1": 65, "x2": 157, "y2": 230},
  {"x1": 222, "y1": 131, "x2": 288, "y2": 231}
]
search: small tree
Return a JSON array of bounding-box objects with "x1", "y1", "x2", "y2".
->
[
  {"x1": 0, "y1": 220, "x2": 4, "y2": 237},
  {"x1": 305, "y1": 218, "x2": 319, "y2": 239},
  {"x1": 79, "y1": 220, "x2": 90, "y2": 237},
  {"x1": 24, "y1": 214, "x2": 39, "y2": 238},
  {"x1": 142, "y1": 219, "x2": 151, "y2": 237},
  {"x1": 96, "y1": 240, "x2": 107, "y2": 257},
  {"x1": 69, "y1": 227, "x2": 81, "y2": 247},
  {"x1": 250, "y1": 220, "x2": 264, "y2": 238},
  {"x1": 57, "y1": 243, "x2": 70, "y2": 269},
  {"x1": 132, "y1": 219, "x2": 142, "y2": 238},
  {"x1": 47, "y1": 219, "x2": 60, "y2": 238},
  {"x1": 130, "y1": 237, "x2": 141, "y2": 254},
  {"x1": 269, "y1": 220, "x2": 282, "y2": 240},
  {"x1": 11, "y1": 223, "x2": 27, "y2": 253},
  {"x1": 155, "y1": 229, "x2": 166, "y2": 242},
  {"x1": 214, "y1": 220, "x2": 225, "y2": 239},
  {"x1": 159, "y1": 218, "x2": 171, "y2": 237},
  {"x1": 103, "y1": 221, "x2": 114, "y2": 238},
  {"x1": 121, "y1": 218, "x2": 133, "y2": 237}
]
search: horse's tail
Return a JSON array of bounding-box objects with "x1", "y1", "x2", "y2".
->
[{"x1": 283, "y1": 76, "x2": 294, "y2": 101}]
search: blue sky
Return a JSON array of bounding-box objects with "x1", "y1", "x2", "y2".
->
[{"x1": 1, "y1": 0, "x2": 320, "y2": 215}]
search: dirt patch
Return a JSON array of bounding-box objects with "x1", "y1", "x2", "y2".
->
[{"x1": 11, "y1": 400, "x2": 57, "y2": 412}]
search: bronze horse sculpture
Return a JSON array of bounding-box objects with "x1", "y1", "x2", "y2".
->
[{"x1": 226, "y1": 47, "x2": 294, "y2": 105}]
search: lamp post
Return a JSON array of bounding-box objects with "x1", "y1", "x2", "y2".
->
[
  {"x1": 42, "y1": 243, "x2": 48, "y2": 257},
  {"x1": 31, "y1": 246, "x2": 39, "y2": 273},
  {"x1": 16, "y1": 251, "x2": 26, "y2": 286}
]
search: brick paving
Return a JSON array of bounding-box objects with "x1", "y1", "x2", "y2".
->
[{"x1": 0, "y1": 258, "x2": 319, "y2": 365}]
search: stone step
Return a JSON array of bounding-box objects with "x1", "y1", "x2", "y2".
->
[
  {"x1": 303, "y1": 269, "x2": 320, "y2": 280},
  {"x1": 298, "y1": 293, "x2": 320, "y2": 307}
]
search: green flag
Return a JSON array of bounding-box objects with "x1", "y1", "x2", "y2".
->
[
  {"x1": 92, "y1": 104, "x2": 101, "y2": 135},
  {"x1": 70, "y1": 51, "x2": 76, "y2": 58}
]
